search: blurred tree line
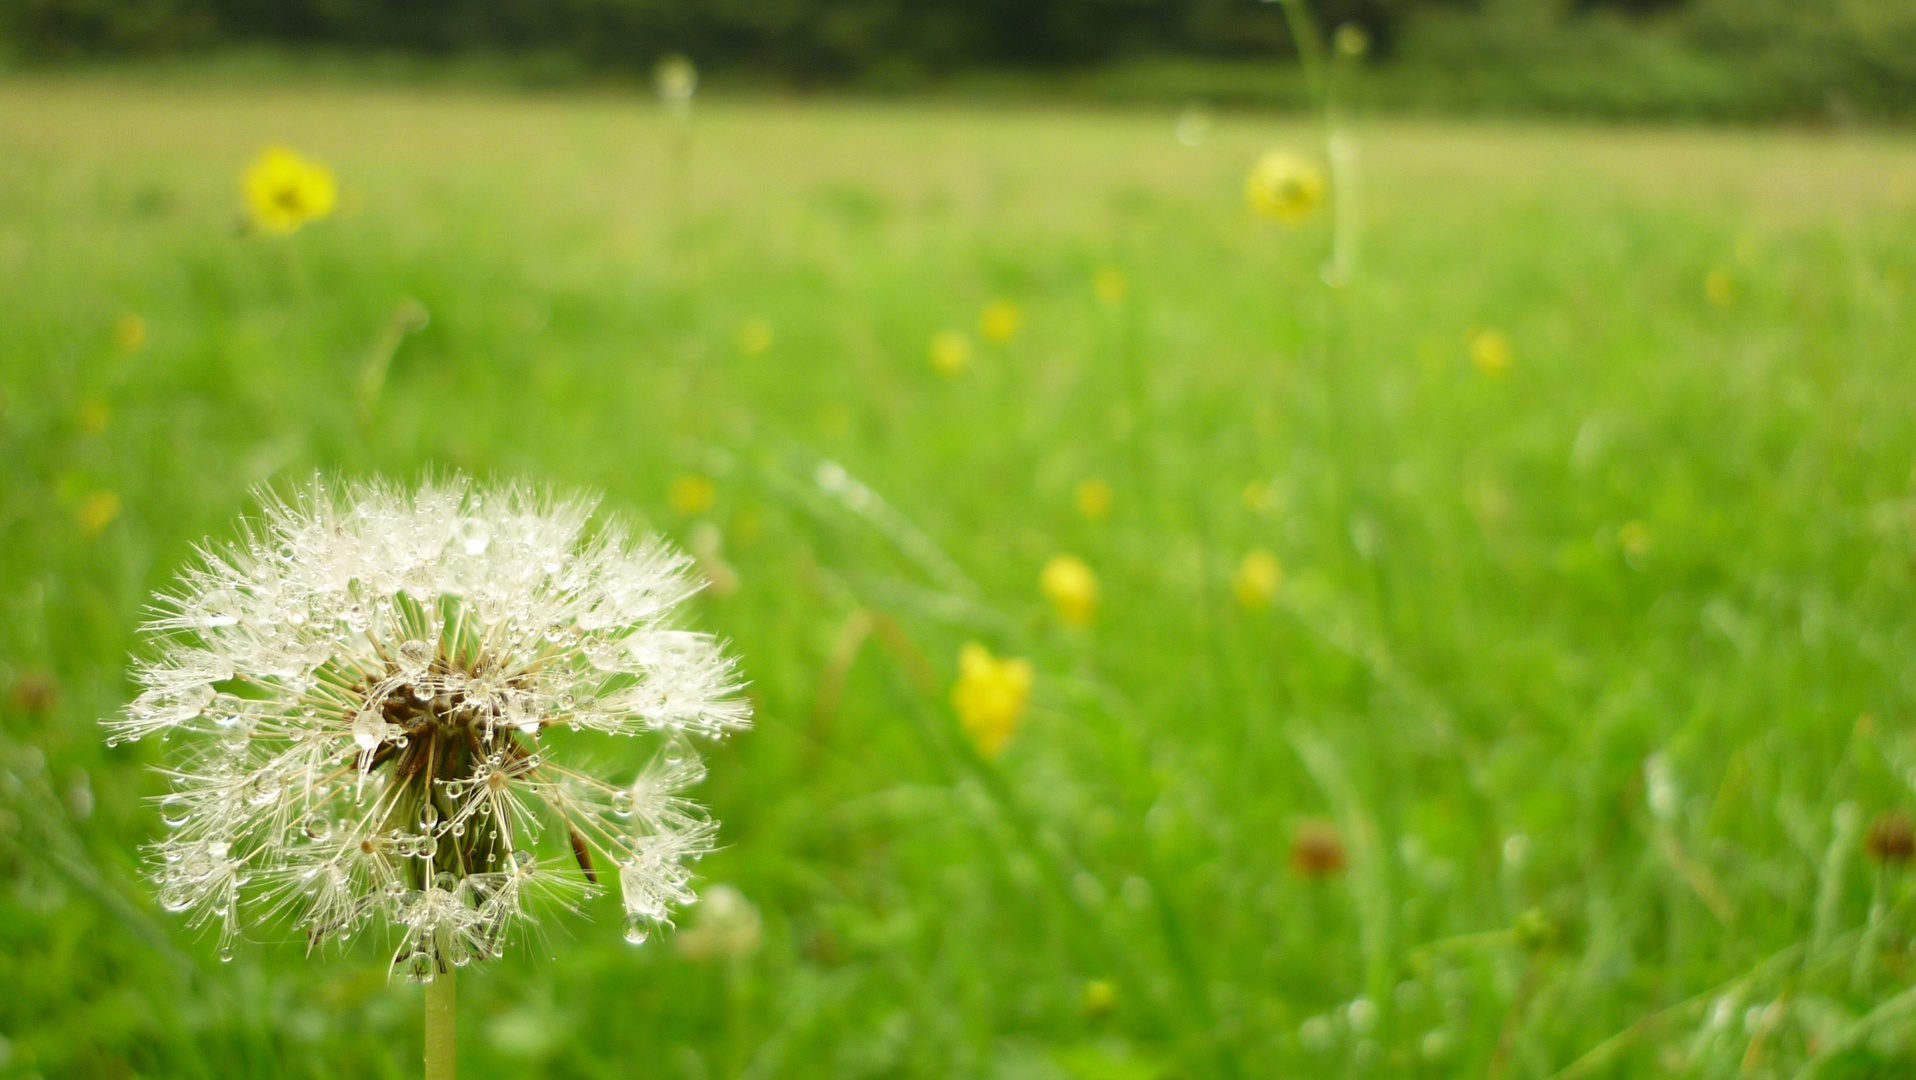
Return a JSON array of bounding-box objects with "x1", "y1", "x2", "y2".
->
[{"x1": 3, "y1": 0, "x2": 1912, "y2": 118}]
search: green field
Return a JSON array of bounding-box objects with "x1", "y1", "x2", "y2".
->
[{"x1": 4, "y1": 79, "x2": 1916, "y2": 1078}]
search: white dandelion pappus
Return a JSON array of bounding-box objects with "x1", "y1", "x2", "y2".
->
[{"x1": 109, "y1": 476, "x2": 751, "y2": 975}]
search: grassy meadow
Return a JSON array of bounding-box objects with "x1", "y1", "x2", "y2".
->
[{"x1": 4, "y1": 78, "x2": 1916, "y2": 1078}]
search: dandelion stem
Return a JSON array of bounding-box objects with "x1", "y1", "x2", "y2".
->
[{"x1": 425, "y1": 965, "x2": 456, "y2": 1080}]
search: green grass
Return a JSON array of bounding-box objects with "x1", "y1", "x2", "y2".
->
[{"x1": 3, "y1": 78, "x2": 1916, "y2": 1078}]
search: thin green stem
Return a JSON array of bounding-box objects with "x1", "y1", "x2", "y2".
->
[{"x1": 425, "y1": 966, "x2": 456, "y2": 1080}]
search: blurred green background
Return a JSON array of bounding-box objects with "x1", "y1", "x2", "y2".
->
[{"x1": 4, "y1": 3, "x2": 1916, "y2": 1078}]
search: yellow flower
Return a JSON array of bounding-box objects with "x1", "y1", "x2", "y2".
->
[
  {"x1": 736, "y1": 318, "x2": 773, "y2": 355},
  {"x1": 1081, "y1": 979, "x2": 1117, "y2": 1018},
  {"x1": 1704, "y1": 269, "x2": 1735, "y2": 308},
  {"x1": 78, "y1": 491, "x2": 121, "y2": 537},
  {"x1": 1469, "y1": 328, "x2": 1513, "y2": 377},
  {"x1": 78, "y1": 398, "x2": 110, "y2": 436},
  {"x1": 668, "y1": 474, "x2": 716, "y2": 517},
  {"x1": 929, "y1": 330, "x2": 970, "y2": 376},
  {"x1": 1232, "y1": 550, "x2": 1283, "y2": 610},
  {"x1": 1093, "y1": 267, "x2": 1127, "y2": 305},
  {"x1": 1040, "y1": 554, "x2": 1099, "y2": 627},
  {"x1": 952, "y1": 642, "x2": 1032, "y2": 759},
  {"x1": 1618, "y1": 520, "x2": 1652, "y2": 562},
  {"x1": 979, "y1": 300, "x2": 1021, "y2": 345},
  {"x1": 115, "y1": 312, "x2": 146, "y2": 352},
  {"x1": 243, "y1": 146, "x2": 337, "y2": 235},
  {"x1": 1075, "y1": 478, "x2": 1113, "y2": 522},
  {"x1": 1245, "y1": 151, "x2": 1325, "y2": 224}
]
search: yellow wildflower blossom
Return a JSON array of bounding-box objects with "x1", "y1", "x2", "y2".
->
[
  {"x1": 929, "y1": 330, "x2": 970, "y2": 376},
  {"x1": 78, "y1": 491, "x2": 121, "y2": 537},
  {"x1": 1093, "y1": 267, "x2": 1127, "y2": 305},
  {"x1": 979, "y1": 300, "x2": 1021, "y2": 345},
  {"x1": 736, "y1": 318, "x2": 773, "y2": 355},
  {"x1": 1704, "y1": 269, "x2": 1735, "y2": 308},
  {"x1": 952, "y1": 642, "x2": 1032, "y2": 759},
  {"x1": 1075, "y1": 478, "x2": 1113, "y2": 522},
  {"x1": 669, "y1": 474, "x2": 716, "y2": 517},
  {"x1": 1245, "y1": 151, "x2": 1325, "y2": 224},
  {"x1": 243, "y1": 146, "x2": 337, "y2": 235},
  {"x1": 115, "y1": 312, "x2": 146, "y2": 352},
  {"x1": 1040, "y1": 554, "x2": 1099, "y2": 627},
  {"x1": 1233, "y1": 550, "x2": 1283, "y2": 610},
  {"x1": 1469, "y1": 328, "x2": 1513, "y2": 378}
]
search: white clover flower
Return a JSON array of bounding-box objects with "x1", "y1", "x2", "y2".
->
[{"x1": 109, "y1": 476, "x2": 750, "y2": 976}]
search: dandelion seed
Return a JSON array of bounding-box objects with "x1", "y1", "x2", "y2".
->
[
  {"x1": 669, "y1": 475, "x2": 716, "y2": 517},
  {"x1": 1040, "y1": 555, "x2": 1098, "y2": 628},
  {"x1": 1246, "y1": 151, "x2": 1325, "y2": 224},
  {"x1": 243, "y1": 147, "x2": 337, "y2": 235},
  {"x1": 1468, "y1": 328, "x2": 1512, "y2": 378},
  {"x1": 979, "y1": 300, "x2": 1021, "y2": 345},
  {"x1": 951, "y1": 642, "x2": 1031, "y2": 760},
  {"x1": 1174, "y1": 103, "x2": 1213, "y2": 148},
  {"x1": 735, "y1": 319, "x2": 772, "y2": 356},
  {"x1": 1233, "y1": 550, "x2": 1283, "y2": 610},
  {"x1": 78, "y1": 491, "x2": 121, "y2": 537},
  {"x1": 929, "y1": 330, "x2": 970, "y2": 376},
  {"x1": 1704, "y1": 269, "x2": 1736, "y2": 308},
  {"x1": 1865, "y1": 811, "x2": 1915, "y2": 864},
  {"x1": 115, "y1": 313, "x2": 147, "y2": 352},
  {"x1": 1289, "y1": 819, "x2": 1346, "y2": 877},
  {"x1": 108, "y1": 476, "x2": 750, "y2": 975},
  {"x1": 654, "y1": 55, "x2": 698, "y2": 105},
  {"x1": 673, "y1": 883, "x2": 763, "y2": 961},
  {"x1": 1093, "y1": 267, "x2": 1127, "y2": 305},
  {"x1": 1075, "y1": 478, "x2": 1112, "y2": 522}
]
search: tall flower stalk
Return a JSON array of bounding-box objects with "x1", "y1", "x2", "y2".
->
[{"x1": 109, "y1": 476, "x2": 750, "y2": 1077}]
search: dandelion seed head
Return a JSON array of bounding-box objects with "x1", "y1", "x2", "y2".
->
[{"x1": 110, "y1": 475, "x2": 750, "y2": 969}]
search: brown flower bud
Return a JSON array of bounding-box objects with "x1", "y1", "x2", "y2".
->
[
  {"x1": 1289, "y1": 819, "x2": 1347, "y2": 878},
  {"x1": 1865, "y1": 811, "x2": 1915, "y2": 864}
]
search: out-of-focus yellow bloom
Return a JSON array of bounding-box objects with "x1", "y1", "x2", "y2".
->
[
  {"x1": 243, "y1": 146, "x2": 337, "y2": 235},
  {"x1": 1093, "y1": 267, "x2": 1127, "y2": 305},
  {"x1": 979, "y1": 300, "x2": 1021, "y2": 345},
  {"x1": 78, "y1": 491, "x2": 121, "y2": 536},
  {"x1": 1040, "y1": 554, "x2": 1099, "y2": 627},
  {"x1": 669, "y1": 474, "x2": 716, "y2": 516},
  {"x1": 952, "y1": 642, "x2": 1032, "y2": 759},
  {"x1": 1334, "y1": 22, "x2": 1371, "y2": 58},
  {"x1": 736, "y1": 318, "x2": 773, "y2": 355},
  {"x1": 817, "y1": 403, "x2": 851, "y2": 436},
  {"x1": 1704, "y1": 269, "x2": 1735, "y2": 307},
  {"x1": 1619, "y1": 520, "x2": 1652, "y2": 562},
  {"x1": 1081, "y1": 979, "x2": 1117, "y2": 1018},
  {"x1": 1245, "y1": 151, "x2": 1325, "y2": 224},
  {"x1": 1075, "y1": 478, "x2": 1113, "y2": 522},
  {"x1": 78, "y1": 398, "x2": 110, "y2": 435},
  {"x1": 929, "y1": 330, "x2": 970, "y2": 375},
  {"x1": 1469, "y1": 328, "x2": 1513, "y2": 377},
  {"x1": 1233, "y1": 550, "x2": 1283, "y2": 610},
  {"x1": 115, "y1": 313, "x2": 146, "y2": 351}
]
